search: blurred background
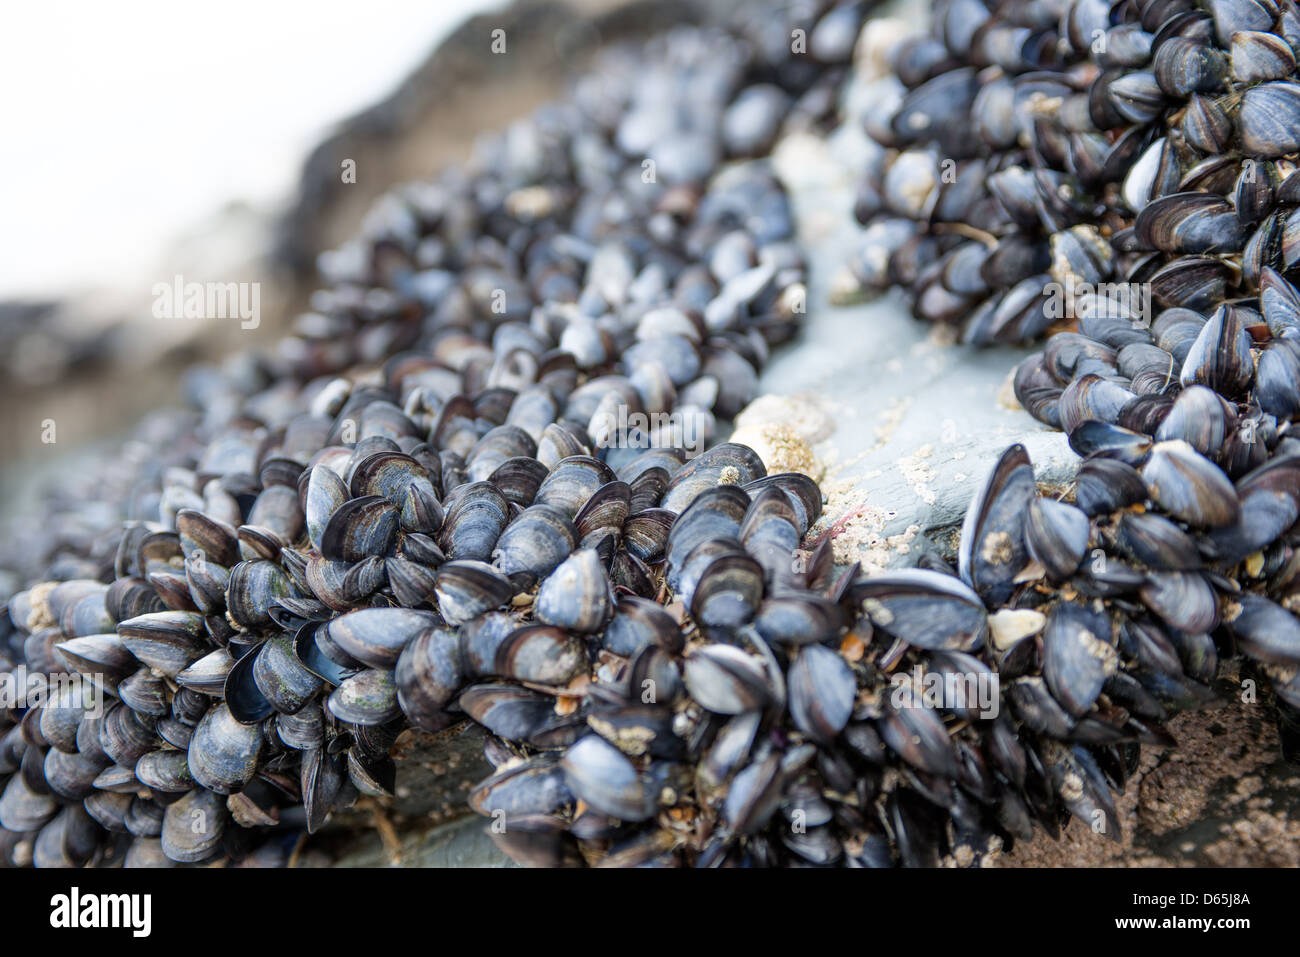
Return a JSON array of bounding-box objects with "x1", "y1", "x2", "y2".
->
[{"x1": 0, "y1": 0, "x2": 706, "y2": 518}]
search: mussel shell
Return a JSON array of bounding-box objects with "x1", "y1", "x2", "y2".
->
[
  {"x1": 786, "y1": 644, "x2": 855, "y2": 744},
  {"x1": 187, "y1": 702, "x2": 264, "y2": 794},
  {"x1": 534, "y1": 548, "x2": 613, "y2": 633},
  {"x1": 601, "y1": 596, "x2": 683, "y2": 658},
  {"x1": 660, "y1": 443, "x2": 765, "y2": 514},
  {"x1": 1140, "y1": 440, "x2": 1241, "y2": 528},
  {"x1": 394, "y1": 627, "x2": 463, "y2": 731},
  {"x1": 161, "y1": 787, "x2": 226, "y2": 863},
  {"x1": 116, "y1": 611, "x2": 208, "y2": 678},
  {"x1": 560, "y1": 735, "x2": 653, "y2": 822},
  {"x1": 1041, "y1": 602, "x2": 1116, "y2": 718},
  {"x1": 681, "y1": 644, "x2": 775, "y2": 715},
  {"x1": 958, "y1": 443, "x2": 1035, "y2": 606},
  {"x1": 1228, "y1": 594, "x2": 1300, "y2": 666},
  {"x1": 327, "y1": 669, "x2": 401, "y2": 726},
  {"x1": 1074, "y1": 457, "x2": 1147, "y2": 516},
  {"x1": 491, "y1": 504, "x2": 578, "y2": 587},
  {"x1": 433, "y1": 560, "x2": 515, "y2": 626},
  {"x1": 854, "y1": 569, "x2": 988, "y2": 651},
  {"x1": 326, "y1": 607, "x2": 439, "y2": 669}
]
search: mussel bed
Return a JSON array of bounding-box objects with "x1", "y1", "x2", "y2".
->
[{"x1": 2, "y1": 0, "x2": 1299, "y2": 869}]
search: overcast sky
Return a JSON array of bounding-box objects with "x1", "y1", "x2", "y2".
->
[{"x1": 0, "y1": 0, "x2": 496, "y2": 299}]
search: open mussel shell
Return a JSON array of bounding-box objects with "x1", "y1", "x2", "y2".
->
[
  {"x1": 292, "y1": 621, "x2": 357, "y2": 685},
  {"x1": 223, "y1": 644, "x2": 274, "y2": 725}
]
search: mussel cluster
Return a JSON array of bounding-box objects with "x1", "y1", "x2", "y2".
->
[
  {"x1": 0, "y1": 1, "x2": 876, "y2": 867},
  {"x1": 850, "y1": 0, "x2": 1300, "y2": 771},
  {"x1": 3, "y1": 0, "x2": 1299, "y2": 870}
]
